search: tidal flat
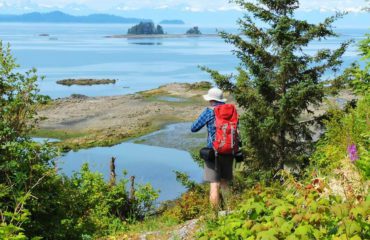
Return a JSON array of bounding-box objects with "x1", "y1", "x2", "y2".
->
[
  {"x1": 34, "y1": 81, "x2": 354, "y2": 152},
  {"x1": 34, "y1": 82, "x2": 219, "y2": 150}
]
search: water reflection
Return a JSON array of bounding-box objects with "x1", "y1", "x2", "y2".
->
[
  {"x1": 57, "y1": 142, "x2": 203, "y2": 201},
  {"x1": 32, "y1": 137, "x2": 60, "y2": 143}
]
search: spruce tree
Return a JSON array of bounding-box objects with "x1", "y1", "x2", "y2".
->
[{"x1": 203, "y1": 0, "x2": 350, "y2": 169}]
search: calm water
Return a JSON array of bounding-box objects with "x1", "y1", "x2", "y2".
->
[
  {"x1": 0, "y1": 23, "x2": 366, "y2": 99},
  {"x1": 134, "y1": 122, "x2": 206, "y2": 151},
  {"x1": 31, "y1": 124, "x2": 205, "y2": 202},
  {"x1": 56, "y1": 141, "x2": 203, "y2": 202},
  {"x1": 32, "y1": 124, "x2": 205, "y2": 202}
]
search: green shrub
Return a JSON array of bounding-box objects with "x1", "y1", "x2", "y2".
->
[
  {"x1": 311, "y1": 94, "x2": 370, "y2": 179},
  {"x1": 0, "y1": 41, "x2": 159, "y2": 239},
  {"x1": 163, "y1": 190, "x2": 210, "y2": 222},
  {"x1": 29, "y1": 163, "x2": 159, "y2": 239},
  {"x1": 199, "y1": 184, "x2": 370, "y2": 240},
  {"x1": 0, "y1": 40, "x2": 58, "y2": 240},
  {"x1": 160, "y1": 171, "x2": 209, "y2": 222}
]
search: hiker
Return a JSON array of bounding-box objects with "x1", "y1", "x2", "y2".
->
[{"x1": 191, "y1": 87, "x2": 240, "y2": 209}]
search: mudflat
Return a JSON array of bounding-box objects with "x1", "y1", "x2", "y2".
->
[
  {"x1": 35, "y1": 81, "x2": 354, "y2": 150},
  {"x1": 35, "y1": 82, "x2": 217, "y2": 150}
]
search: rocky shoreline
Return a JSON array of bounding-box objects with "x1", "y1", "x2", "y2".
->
[{"x1": 56, "y1": 78, "x2": 117, "y2": 86}]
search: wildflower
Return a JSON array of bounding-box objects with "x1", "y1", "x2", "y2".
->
[{"x1": 347, "y1": 144, "x2": 359, "y2": 163}]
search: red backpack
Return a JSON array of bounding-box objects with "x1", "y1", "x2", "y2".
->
[{"x1": 212, "y1": 104, "x2": 239, "y2": 155}]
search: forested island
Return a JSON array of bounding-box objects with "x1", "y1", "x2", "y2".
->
[
  {"x1": 127, "y1": 22, "x2": 164, "y2": 35},
  {"x1": 186, "y1": 26, "x2": 202, "y2": 35},
  {"x1": 107, "y1": 24, "x2": 208, "y2": 39}
]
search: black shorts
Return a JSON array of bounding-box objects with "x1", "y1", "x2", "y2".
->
[{"x1": 204, "y1": 154, "x2": 234, "y2": 183}]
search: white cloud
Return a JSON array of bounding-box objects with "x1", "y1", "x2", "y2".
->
[
  {"x1": 116, "y1": 6, "x2": 138, "y2": 11},
  {"x1": 299, "y1": 0, "x2": 369, "y2": 12},
  {"x1": 183, "y1": 6, "x2": 203, "y2": 12},
  {"x1": 0, "y1": 0, "x2": 368, "y2": 13}
]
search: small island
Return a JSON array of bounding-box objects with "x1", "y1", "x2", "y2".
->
[
  {"x1": 106, "y1": 24, "x2": 216, "y2": 39},
  {"x1": 186, "y1": 26, "x2": 202, "y2": 35},
  {"x1": 56, "y1": 78, "x2": 116, "y2": 86},
  {"x1": 159, "y1": 19, "x2": 185, "y2": 25},
  {"x1": 127, "y1": 22, "x2": 164, "y2": 35}
]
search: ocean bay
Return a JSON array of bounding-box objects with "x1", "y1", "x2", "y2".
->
[{"x1": 0, "y1": 23, "x2": 366, "y2": 99}]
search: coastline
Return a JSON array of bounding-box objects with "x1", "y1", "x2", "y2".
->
[{"x1": 34, "y1": 82, "x2": 219, "y2": 151}]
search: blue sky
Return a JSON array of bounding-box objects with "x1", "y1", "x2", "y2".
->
[{"x1": 0, "y1": 0, "x2": 369, "y2": 27}]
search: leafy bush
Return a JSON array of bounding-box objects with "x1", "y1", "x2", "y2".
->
[
  {"x1": 160, "y1": 171, "x2": 209, "y2": 222},
  {"x1": 47, "y1": 164, "x2": 159, "y2": 238},
  {"x1": 163, "y1": 190, "x2": 209, "y2": 222},
  {"x1": 311, "y1": 94, "x2": 370, "y2": 179},
  {"x1": 342, "y1": 33, "x2": 369, "y2": 95},
  {"x1": 199, "y1": 183, "x2": 370, "y2": 240},
  {"x1": 0, "y1": 40, "x2": 57, "y2": 239},
  {"x1": 0, "y1": 189, "x2": 32, "y2": 240},
  {"x1": 0, "y1": 41, "x2": 159, "y2": 239},
  {"x1": 2, "y1": 161, "x2": 159, "y2": 240}
]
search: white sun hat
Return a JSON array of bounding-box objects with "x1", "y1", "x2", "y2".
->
[{"x1": 203, "y1": 87, "x2": 227, "y2": 102}]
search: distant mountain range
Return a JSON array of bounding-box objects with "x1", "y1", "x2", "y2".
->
[
  {"x1": 159, "y1": 20, "x2": 185, "y2": 25},
  {"x1": 0, "y1": 11, "x2": 153, "y2": 23},
  {"x1": 0, "y1": 10, "x2": 367, "y2": 28}
]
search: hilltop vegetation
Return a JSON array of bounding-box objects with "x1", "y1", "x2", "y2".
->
[{"x1": 186, "y1": 26, "x2": 202, "y2": 35}]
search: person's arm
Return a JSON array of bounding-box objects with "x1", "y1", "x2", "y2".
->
[{"x1": 191, "y1": 108, "x2": 210, "y2": 132}]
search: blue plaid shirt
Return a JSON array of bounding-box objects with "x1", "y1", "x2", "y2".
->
[{"x1": 191, "y1": 102, "x2": 225, "y2": 148}]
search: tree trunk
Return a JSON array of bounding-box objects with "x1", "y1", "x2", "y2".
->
[{"x1": 109, "y1": 157, "x2": 116, "y2": 186}]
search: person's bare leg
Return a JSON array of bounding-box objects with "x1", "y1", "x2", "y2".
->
[
  {"x1": 210, "y1": 182, "x2": 220, "y2": 209},
  {"x1": 220, "y1": 179, "x2": 228, "y2": 192},
  {"x1": 220, "y1": 179, "x2": 230, "y2": 212}
]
